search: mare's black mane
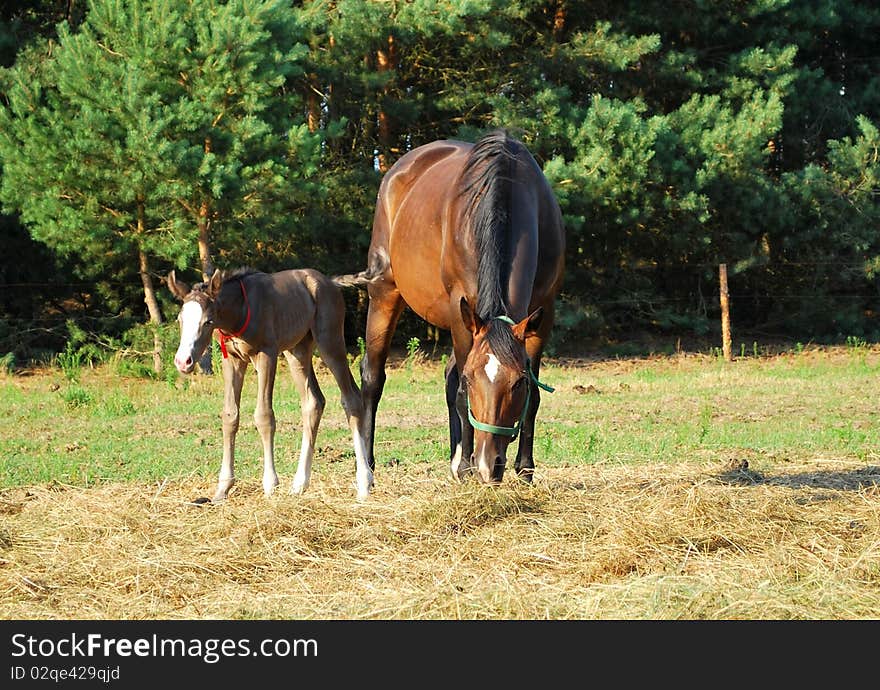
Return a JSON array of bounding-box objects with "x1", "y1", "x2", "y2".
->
[{"x1": 459, "y1": 129, "x2": 525, "y2": 368}]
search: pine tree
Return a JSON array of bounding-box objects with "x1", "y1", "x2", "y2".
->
[{"x1": 0, "y1": 0, "x2": 321, "y2": 369}]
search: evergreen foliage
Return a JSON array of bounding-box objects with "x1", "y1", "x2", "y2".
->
[{"x1": 0, "y1": 0, "x2": 878, "y2": 360}]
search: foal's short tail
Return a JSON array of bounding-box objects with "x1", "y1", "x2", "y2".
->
[
  {"x1": 333, "y1": 247, "x2": 389, "y2": 290},
  {"x1": 332, "y1": 269, "x2": 377, "y2": 290}
]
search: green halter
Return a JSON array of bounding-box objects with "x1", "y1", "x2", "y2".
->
[{"x1": 466, "y1": 316, "x2": 555, "y2": 439}]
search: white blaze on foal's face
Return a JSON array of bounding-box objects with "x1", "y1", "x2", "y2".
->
[
  {"x1": 176, "y1": 301, "x2": 204, "y2": 361},
  {"x1": 484, "y1": 353, "x2": 501, "y2": 383}
]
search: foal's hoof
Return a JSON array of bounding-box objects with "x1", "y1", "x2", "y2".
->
[
  {"x1": 213, "y1": 478, "x2": 235, "y2": 503},
  {"x1": 263, "y1": 476, "x2": 280, "y2": 497},
  {"x1": 189, "y1": 496, "x2": 212, "y2": 506},
  {"x1": 354, "y1": 481, "x2": 374, "y2": 502}
]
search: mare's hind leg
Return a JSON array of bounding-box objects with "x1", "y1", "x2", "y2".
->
[
  {"x1": 283, "y1": 339, "x2": 326, "y2": 496},
  {"x1": 361, "y1": 279, "x2": 404, "y2": 473},
  {"x1": 314, "y1": 289, "x2": 373, "y2": 499},
  {"x1": 252, "y1": 349, "x2": 281, "y2": 496},
  {"x1": 215, "y1": 354, "x2": 248, "y2": 502}
]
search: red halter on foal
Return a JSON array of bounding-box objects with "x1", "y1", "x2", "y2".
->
[{"x1": 217, "y1": 279, "x2": 251, "y2": 358}]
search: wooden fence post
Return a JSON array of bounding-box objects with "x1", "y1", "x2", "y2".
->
[{"x1": 719, "y1": 263, "x2": 732, "y2": 361}]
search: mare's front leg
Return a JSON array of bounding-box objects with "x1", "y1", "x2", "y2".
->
[
  {"x1": 445, "y1": 353, "x2": 473, "y2": 480},
  {"x1": 215, "y1": 354, "x2": 248, "y2": 502},
  {"x1": 283, "y1": 342, "x2": 325, "y2": 496},
  {"x1": 252, "y1": 350, "x2": 280, "y2": 496},
  {"x1": 448, "y1": 320, "x2": 475, "y2": 481},
  {"x1": 514, "y1": 338, "x2": 549, "y2": 483}
]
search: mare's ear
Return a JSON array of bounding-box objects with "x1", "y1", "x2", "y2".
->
[
  {"x1": 459, "y1": 296, "x2": 484, "y2": 335},
  {"x1": 167, "y1": 270, "x2": 190, "y2": 302},
  {"x1": 208, "y1": 269, "x2": 224, "y2": 297},
  {"x1": 511, "y1": 307, "x2": 544, "y2": 341}
]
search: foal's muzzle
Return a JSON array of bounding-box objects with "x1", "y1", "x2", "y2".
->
[{"x1": 174, "y1": 354, "x2": 195, "y2": 374}]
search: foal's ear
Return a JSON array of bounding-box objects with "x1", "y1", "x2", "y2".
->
[
  {"x1": 511, "y1": 307, "x2": 544, "y2": 341},
  {"x1": 167, "y1": 270, "x2": 190, "y2": 302},
  {"x1": 208, "y1": 269, "x2": 224, "y2": 297},
  {"x1": 459, "y1": 297, "x2": 484, "y2": 335}
]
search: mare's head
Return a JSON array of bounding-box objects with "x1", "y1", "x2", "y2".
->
[
  {"x1": 167, "y1": 269, "x2": 224, "y2": 374},
  {"x1": 459, "y1": 297, "x2": 544, "y2": 484}
]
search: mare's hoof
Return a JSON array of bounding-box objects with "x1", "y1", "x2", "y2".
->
[
  {"x1": 516, "y1": 470, "x2": 535, "y2": 484},
  {"x1": 189, "y1": 496, "x2": 212, "y2": 506},
  {"x1": 451, "y1": 464, "x2": 475, "y2": 482}
]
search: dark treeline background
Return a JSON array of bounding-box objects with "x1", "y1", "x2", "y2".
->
[{"x1": 1, "y1": 0, "x2": 878, "y2": 370}]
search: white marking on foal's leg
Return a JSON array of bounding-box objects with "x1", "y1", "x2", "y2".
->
[
  {"x1": 351, "y1": 423, "x2": 373, "y2": 501},
  {"x1": 450, "y1": 442, "x2": 464, "y2": 481},
  {"x1": 263, "y1": 465, "x2": 279, "y2": 497},
  {"x1": 290, "y1": 434, "x2": 315, "y2": 495},
  {"x1": 213, "y1": 476, "x2": 235, "y2": 503},
  {"x1": 261, "y1": 440, "x2": 279, "y2": 496},
  {"x1": 213, "y1": 447, "x2": 236, "y2": 502},
  {"x1": 484, "y1": 353, "x2": 501, "y2": 383}
]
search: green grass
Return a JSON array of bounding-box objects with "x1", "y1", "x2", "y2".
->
[
  {"x1": 2, "y1": 345, "x2": 879, "y2": 489},
  {"x1": 3, "y1": 346, "x2": 880, "y2": 621}
]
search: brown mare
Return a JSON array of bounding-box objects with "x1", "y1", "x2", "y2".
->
[
  {"x1": 343, "y1": 129, "x2": 565, "y2": 485},
  {"x1": 168, "y1": 267, "x2": 372, "y2": 501}
]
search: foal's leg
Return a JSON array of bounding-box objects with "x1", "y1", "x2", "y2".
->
[
  {"x1": 314, "y1": 322, "x2": 373, "y2": 500},
  {"x1": 360, "y1": 280, "x2": 404, "y2": 472},
  {"x1": 251, "y1": 350, "x2": 280, "y2": 496},
  {"x1": 215, "y1": 354, "x2": 248, "y2": 502},
  {"x1": 283, "y1": 340, "x2": 325, "y2": 496}
]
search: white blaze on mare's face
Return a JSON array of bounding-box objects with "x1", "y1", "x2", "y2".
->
[
  {"x1": 484, "y1": 353, "x2": 501, "y2": 383},
  {"x1": 176, "y1": 301, "x2": 204, "y2": 360}
]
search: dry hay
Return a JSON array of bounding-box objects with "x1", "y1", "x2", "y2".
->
[{"x1": 1, "y1": 458, "x2": 879, "y2": 620}]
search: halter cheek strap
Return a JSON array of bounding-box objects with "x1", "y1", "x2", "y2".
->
[
  {"x1": 466, "y1": 315, "x2": 555, "y2": 439},
  {"x1": 217, "y1": 280, "x2": 251, "y2": 358}
]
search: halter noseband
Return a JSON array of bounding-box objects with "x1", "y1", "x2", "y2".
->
[
  {"x1": 466, "y1": 316, "x2": 555, "y2": 439},
  {"x1": 216, "y1": 279, "x2": 251, "y2": 358}
]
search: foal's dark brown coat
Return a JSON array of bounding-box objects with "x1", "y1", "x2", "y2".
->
[{"x1": 168, "y1": 267, "x2": 372, "y2": 501}]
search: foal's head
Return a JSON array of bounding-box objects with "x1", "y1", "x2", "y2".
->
[
  {"x1": 459, "y1": 297, "x2": 544, "y2": 484},
  {"x1": 167, "y1": 269, "x2": 224, "y2": 374}
]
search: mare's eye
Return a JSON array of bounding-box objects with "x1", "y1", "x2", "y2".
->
[
  {"x1": 512, "y1": 376, "x2": 527, "y2": 390},
  {"x1": 205, "y1": 318, "x2": 214, "y2": 325}
]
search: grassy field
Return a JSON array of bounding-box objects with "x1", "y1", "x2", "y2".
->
[{"x1": 2, "y1": 344, "x2": 880, "y2": 619}]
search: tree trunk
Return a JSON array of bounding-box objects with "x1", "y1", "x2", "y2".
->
[
  {"x1": 552, "y1": 1, "x2": 567, "y2": 41},
  {"x1": 307, "y1": 73, "x2": 321, "y2": 133},
  {"x1": 196, "y1": 136, "x2": 216, "y2": 375},
  {"x1": 137, "y1": 245, "x2": 164, "y2": 375},
  {"x1": 719, "y1": 263, "x2": 732, "y2": 362},
  {"x1": 326, "y1": 33, "x2": 338, "y2": 156},
  {"x1": 198, "y1": 138, "x2": 216, "y2": 280},
  {"x1": 376, "y1": 34, "x2": 397, "y2": 173}
]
